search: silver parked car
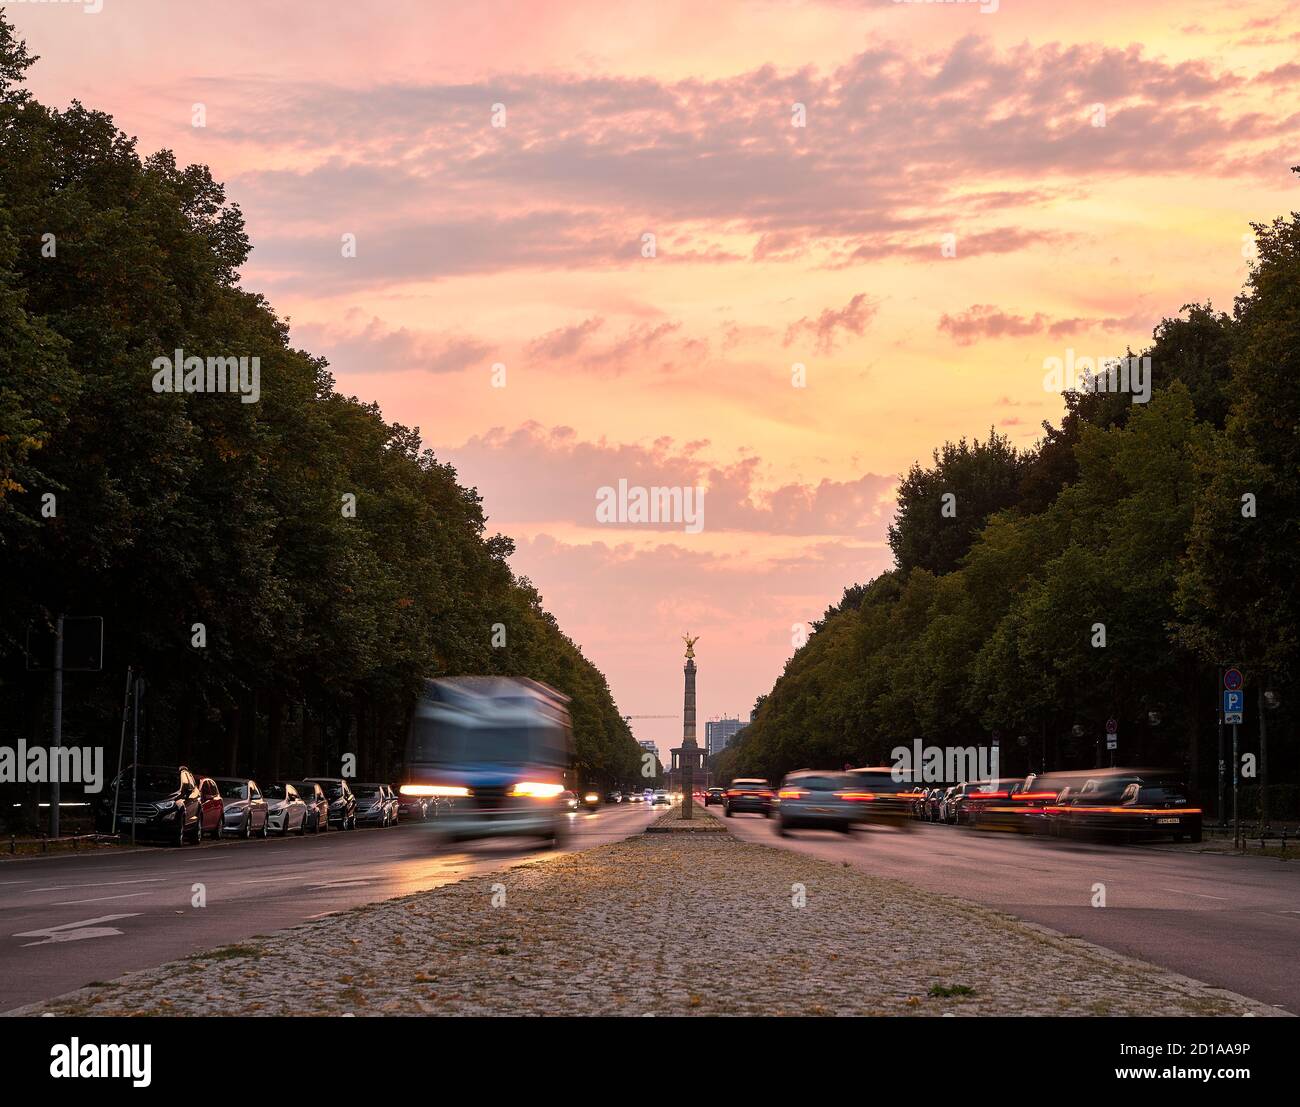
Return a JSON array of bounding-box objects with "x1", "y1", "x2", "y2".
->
[
  {"x1": 775, "y1": 770, "x2": 871, "y2": 836},
  {"x1": 264, "y1": 782, "x2": 309, "y2": 836},
  {"x1": 214, "y1": 777, "x2": 270, "y2": 839}
]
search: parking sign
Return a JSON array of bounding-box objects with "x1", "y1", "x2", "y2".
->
[{"x1": 1223, "y1": 689, "x2": 1244, "y2": 725}]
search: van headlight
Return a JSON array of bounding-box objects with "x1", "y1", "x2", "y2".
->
[{"x1": 510, "y1": 781, "x2": 564, "y2": 799}]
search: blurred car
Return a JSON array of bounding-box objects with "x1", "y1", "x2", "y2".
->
[
  {"x1": 652, "y1": 789, "x2": 671, "y2": 805},
  {"x1": 626, "y1": 791, "x2": 643, "y2": 803},
  {"x1": 970, "y1": 772, "x2": 1089, "y2": 834},
  {"x1": 289, "y1": 780, "x2": 330, "y2": 833},
  {"x1": 195, "y1": 776, "x2": 225, "y2": 840},
  {"x1": 606, "y1": 790, "x2": 623, "y2": 803},
  {"x1": 214, "y1": 777, "x2": 269, "y2": 838},
  {"x1": 845, "y1": 767, "x2": 924, "y2": 829},
  {"x1": 560, "y1": 790, "x2": 580, "y2": 811},
  {"x1": 353, "y1": 783, "x2": 397, "y2": 826},
  {"x1": 1048, "y1": 773, "x2": 1202, "y2": 843},
  {"x1": 265, "y1": 783, "x2": 309, "y2": 836},
  {"x1": 959, "y1": 778, "x2": 1026, "y2": 827},
  {"x1": 704, "y1": 787, "x2": 724, "y2": 807},
  {"x1": 400, "y1": 677, "x2": 575, "y2": 847},
  {"x1": 581, "y1": 790, "x2": 601, "y2": 811},
  {"x1": 95, "y1": 764, "x2": 204, "y2": 845},
  {"x1": 775, "y1": 771, "x2": 872, "y2": 835},
  {"x1": 305, "y1": 778, "x2": 358, "y2": 830},
  {"x1": 723, "y1": 779, "x2": 774, "y2": 817}
]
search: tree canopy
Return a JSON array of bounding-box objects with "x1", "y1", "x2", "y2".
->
[{"x1": 0, "y1": 15, "x2": 644, "y2": 827}]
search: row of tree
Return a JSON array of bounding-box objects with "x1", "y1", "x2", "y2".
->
[
  {"x1": 718, "y1": 195, "x2": 1300, "y2": 820},
  {"x1": 0, "y1": 15, "x2": 647, "y2": 831}
]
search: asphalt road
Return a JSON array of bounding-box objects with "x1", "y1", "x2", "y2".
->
[
  {"x1": 709, "y1": 806, "x2": 1300, "y2": 1013},
  {"x1": 0, "y1": 802, "x2": 658, "y2": 1013}
]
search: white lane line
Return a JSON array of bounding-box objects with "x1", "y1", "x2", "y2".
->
[
  {"x1": 308, "y1": 879, "x2": 375, "y2": 889},
  {"x1": 1159, "y1": 887, "x2": 1228, "y2": 901},
  {"x1": 28, "y1": 877, "x2": 166, "y2": 894},
  {"x1": 304, "y1": 911, "x2": 339, "y2": 919},
  {"x1": 52, "y1": 891, "x2": 154, "y2": 906},
  {"x1": 0, "y1": 880, "x2": 33, "y2": 886},
  {"x1": 15, "y1": 913, "x2": 141, "y2": 946}
]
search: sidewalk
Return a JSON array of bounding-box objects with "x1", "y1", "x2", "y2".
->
[{"x1": 13, "y1": 826, "x2": 1281, "y2": 1017}]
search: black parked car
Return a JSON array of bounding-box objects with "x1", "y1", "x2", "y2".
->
[
  {"x1": 289, "y1": 780, "x2": 330, "y2": 833},
  {"x1": 214, "y1": 777, "x2": 270, "y2": 838},
  {"x1": 96, "y1": 765, "x2": 204, "y2": 846},
  {"x1": 305, "y1": 778, "x2": 357, "y2": 830}
]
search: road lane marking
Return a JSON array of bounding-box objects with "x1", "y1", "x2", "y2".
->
[
  {"x1": 308, "y1": 879, "x2": 375, "y2": 889},
  {"x1": 1159, "y1": 888, "x2": 1228, "y2": 900},
  {"x1": 52, "y1": 891, "x2": 154, "y2": 906},
  {"x1": 14, "y1": 913, "x2": 141, "y2": 946},
  {"x1": 28, "y1": 878, "x2": 165, "y2": 894}
]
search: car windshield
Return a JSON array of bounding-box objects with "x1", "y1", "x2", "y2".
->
[
  {"x1": 263, "y1": 784, "x2": 289, "y2": 799},
  {"x1": 849, "y1": 771, "x2": 914, "y2": 794},
  {"x1": 731, "y1": 781, "x2": 769, "y2": 791},
  {"x1": 786, "y1": 774, "x2": 857, "y2": 791},
  {"x1": 317, "y1": 782, "x2": 346, "y2": 799},
  {"x1": 355, "y1": 787, "x2": 380, "y2": 799},
  {"x1": 216, "y1": 781, "x2": 247, "y2": 800},
  {"x1": 113, "y1": 770, "x2": 177, "y2": 793},
  {"x1": 289, "y1": 784, "x2": 315, "y2": 799}
]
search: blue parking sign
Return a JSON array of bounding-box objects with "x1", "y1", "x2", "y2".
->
[{"x1": 1223, "y1": 690, "x2": 1244, "y2": 725}]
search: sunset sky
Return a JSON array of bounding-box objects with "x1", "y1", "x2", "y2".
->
[{"x1": 13, "y1": 0, "x2": 1298, "y2": 760}]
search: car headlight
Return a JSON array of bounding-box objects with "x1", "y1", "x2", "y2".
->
[
  {"x1": 511, "y1": 781, "x2": 564, "y2": 798},
  {"x1": 402, "y1": 784, "x2": 470, "y2": 797}
]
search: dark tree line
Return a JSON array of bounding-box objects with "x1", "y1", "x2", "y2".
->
[
  {"x1": 720, "y1": 205, "x2": 1300, "y2": 820},
  {"x1": 0, "y1": 16, "x2": 644, "y2": 830}
]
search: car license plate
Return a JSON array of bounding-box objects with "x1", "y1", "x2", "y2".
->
[
  {"x1": 1157, "y1": 817, "x2": 1180, "y2": 824},
  {"x1": 122, "y1": 816, "x2": 147, "y2": 823},
  {"x1": 810, "y1": 806, "x2": 831, "y2": 814}
]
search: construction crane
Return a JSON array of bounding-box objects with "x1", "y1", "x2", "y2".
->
[{"x1": 622, "y1": 714, "x2": 675, "y2": 721}]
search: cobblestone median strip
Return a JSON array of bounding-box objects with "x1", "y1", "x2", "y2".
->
[{"x1": 13, "y1": 831, "x2": 1280, "y2": 1017}]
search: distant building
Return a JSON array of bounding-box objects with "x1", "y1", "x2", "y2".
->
[{"x1": 706, "y1": 717, "x2": 746, "y2": 757}]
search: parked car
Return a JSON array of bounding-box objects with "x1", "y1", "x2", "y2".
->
[
  {"x1": 289, "y1": 780, "x2": 330, "y2": 833},
  {"x1": 353, "y1": 783, "x2": 397, "y2": 826},
  {"x1": 1048, "y1": 773, "x2": 1202, "y2": 843},
  {"x1": 265, "y1": 783, "x2": 309, "y2": 836},
  {"x1": 393, "y1": 784, "x2": 431, "y2": 820},
  {"x1": 922, "y1": 787, "x2": 950, "y2": 823},
  {"x1": 723, "y1": 778, "x2": 774, "y2": 817},
  {"x1": 95, "y1": 764, "x2": 204, "y2": 845},
  {"x1": 704, "y1": 787, "x2": 724, "y2": 807},
  {"x1": 214, "y1": 777, "x2": 270, "y2": 838},
  {"x1": 775, "y1": 771, "x2": 871, "y2": 836},
  {"x1": 305, "y1": 778, "x2": 357, "y2": 830},
  {"x1": 195, "y1": 776, "x2": 225, "y2": 840}
]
